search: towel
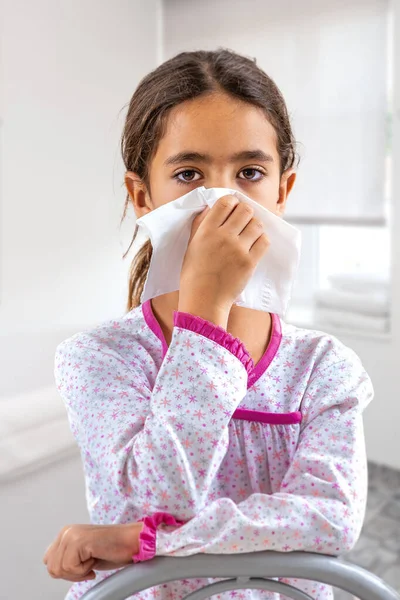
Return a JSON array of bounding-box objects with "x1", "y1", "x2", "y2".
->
[
  {"x1": 314, "y1": 306, "x2": 390, "y2": 334},
  {"x1": 329, "y1": 273, "x2": 390, "y2": 295},
  {"x1": 314, "y1": 288, "x2": 389, "y2": 317}
]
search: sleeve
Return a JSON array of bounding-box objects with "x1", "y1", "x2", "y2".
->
[
  {"x1": 148, "y1": 345, "x2": 374, "y2": 560},
  {"x1": 54, "y1": 310, "x2": 253, "y2": 522}
]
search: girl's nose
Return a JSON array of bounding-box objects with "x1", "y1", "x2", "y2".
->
[{"x1": 204, "y1": 177, "x2": 235, "y2": 190}]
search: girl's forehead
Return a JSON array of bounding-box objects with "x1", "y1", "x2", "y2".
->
[
  {"x1": 158, "y1": 95, "x2": 278, "y2": 159},
  {"x1": 166, "y1": 93, "x2": 271, "y2": 129}
]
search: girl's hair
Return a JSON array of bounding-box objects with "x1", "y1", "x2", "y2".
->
[{"x1": 120, "y1": 48, "x2": 298, "y2": 312}]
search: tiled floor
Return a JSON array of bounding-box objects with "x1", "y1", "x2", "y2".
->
[{"x1": 335, "y1": 461, "x2": 400, "y2": 598}]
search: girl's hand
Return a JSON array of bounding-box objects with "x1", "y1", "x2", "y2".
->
[
  {"x1": 179, "y1": 195, "x2": 270, "y2": 327},
  {"x1": 43, "y1": 522, "x2": 143, "y2": 582}
]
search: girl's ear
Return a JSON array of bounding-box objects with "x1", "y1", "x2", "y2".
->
[
  {"x1": 125, "y1": 171, "x2": 153, "y2": 218},
  {"x1": 276, "y1": 169, "x2": 296, "y2": 216}
]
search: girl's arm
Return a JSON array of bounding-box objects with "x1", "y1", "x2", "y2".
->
[
  {"x1": 55, "y1": 310, "x2": 253, "y2": 518},
  {"x1": 56, "y1": 310, "x2": 372, "y2": 562},
  {"x1": 150, "y1": 348, "x2": 373, "y2": 560}
]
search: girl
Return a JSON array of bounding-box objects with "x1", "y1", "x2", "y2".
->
[{"x1": 43, "y1": 49, "x2": 373, "y2": 600}]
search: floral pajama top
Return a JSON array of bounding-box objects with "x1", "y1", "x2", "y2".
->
[{"x1": 54, "y1": 299, "x2": 373, "y2": 599}]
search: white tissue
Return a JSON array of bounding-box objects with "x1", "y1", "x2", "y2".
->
[{"x1": 136, "y1": 186, "x2": 302, "y2": 316}]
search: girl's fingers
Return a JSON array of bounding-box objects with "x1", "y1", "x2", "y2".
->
[
  {"x1": 52, "y1": 571, "x2": 96, "y2": 583},
  {"x1": 238, "y1": 217, "x2": 265, "y2": 250},
  {"x1": 44, "y1": 535, "x2": 64, "y2": 578},
  {"x1": 189, "y1": 206, "x2": 210, "y2": 243},
  {"x1": 43, "y1": 525, "x2": 66, "y2": 564},
  {"x1": 48, "y1": 547, "x2": 96, "y2": 582},
  {"x1": 45, "y1": 526, "x2": 96, "y2": 582},
  {"x1": 63, "y1": 566, "x2": 97, "y2": 582},
  {"x1": 205, "y1": 195, "x2": 240, "y2": 227},
  {"x1": 60, "y1": 528, "x2": 97, "y2": 581},
  {"x1": 248, "y1": 231, "x2": 270, "y2": 262},
  {"x1": 43, "y1": 542, "x2": 54, "y2": 565},
  {"x1": 194, "y1": 206, "x2": 210, "y2": 225},
  {"x1": 222, "y1": 202, "x2": 255, "y2": 236},
  {"x1": 62, "y1": 541, "x2": 96, "y2": 580}
]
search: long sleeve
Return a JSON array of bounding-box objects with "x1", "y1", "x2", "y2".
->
[
  {"x1": 55, "y1": 311, "x2": 254, "y2": 521},
  {"x1": 152, "y1": 346, "x2": 373, "y2": 558},
  {"x1": 55, "y1": 311, "x2": 373, "y2": 563}
]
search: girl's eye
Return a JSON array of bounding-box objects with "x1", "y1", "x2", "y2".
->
[
  {"x1": 239, "y1": 168, "x2": 265, "y2": 182},
  {"x1": 173, "y1": 167, "x2": 265, "y2": 185},
  {"x1": 175, "y1": 170, "x2": 201, "y2": 184}
]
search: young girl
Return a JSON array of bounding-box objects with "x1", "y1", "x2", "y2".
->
[{"x1": 43, "y1": 49, "x2": 373, "y2": 600}]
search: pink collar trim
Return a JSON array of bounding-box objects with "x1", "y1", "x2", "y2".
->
[
  {"x1": 247, "y1": 312, "x2": 282, "y2": 389},
  {"x1": 141, "y1": 299, "x2": 169, "y2": 357},
  {"x1": 141, "y1": 299, "x2": 282, "y2": 388}
]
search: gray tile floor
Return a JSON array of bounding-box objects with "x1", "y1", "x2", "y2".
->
[{"x1": 335, "y1": 461, "x2": 400, "y2": 598}]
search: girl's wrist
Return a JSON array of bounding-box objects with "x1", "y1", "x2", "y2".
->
[
  {"x1": 176, "y1": 302, "x2": 230, "y2": 330},
  {"x1": 126, "y1": 522, "x2": 144, "y2": 556},
  {"x1": 177, "y1": 288, "x2": 232, "y2": 329}
]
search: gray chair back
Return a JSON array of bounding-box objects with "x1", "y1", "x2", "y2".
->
[{"x1": 80, "y1": 551, "x2": 400, "y2": 600}]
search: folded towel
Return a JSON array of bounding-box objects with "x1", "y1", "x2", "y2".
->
[
  {"x1": 329, "y1": 273, "x2": 390, "y2": 295},
  {"x1": 314, "y1": 288, "x2": 389, "y2": 317},
  {"x1": 315, "y1": 306, "x2": 390, "y2": 334}
]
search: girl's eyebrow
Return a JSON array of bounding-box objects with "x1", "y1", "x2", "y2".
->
[{"x1": 164, "y1": 150, "x2": 274, "y2": 166}]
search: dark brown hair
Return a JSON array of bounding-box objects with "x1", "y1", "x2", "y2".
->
[{"x1": 120, "y1": 48, "x2": 298, "y2": 312}]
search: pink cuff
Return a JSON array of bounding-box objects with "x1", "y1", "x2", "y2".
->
[
  {"x1": 132, "y1": 512, "x2": 185, "y2": 563},
  {"x1": 173, "y1": 311, "x2": 254, "y2": 375}
]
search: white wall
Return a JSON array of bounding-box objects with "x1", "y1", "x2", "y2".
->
[
  {"x1": 1, "y1": 452, "x2": 87, "y2": 600},
  {"x1": 0, "y1": 2, "x2": 161, "y2": 598},
  {"x1": 162, "y1": 0, "x2": 400, "y2": 470},
  {"x1": 1, "y1": 0, "x2": 161, "y2": 335}
]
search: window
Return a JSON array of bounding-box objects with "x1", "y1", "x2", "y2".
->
[
  {"x1": 285, "y1": 1, "x2": 393, "y2": 338},
  {"x1": 318, "y1": 226, "x2": 391, "y2": 290}
]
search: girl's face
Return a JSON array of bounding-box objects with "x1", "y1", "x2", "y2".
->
[{"x1": 126, "y1": 92, "x2": 296, "y2": 217}]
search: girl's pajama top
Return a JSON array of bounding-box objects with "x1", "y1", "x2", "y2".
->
[{"x1": 54, "y1": 299, "x2": 373, "y2": 600}]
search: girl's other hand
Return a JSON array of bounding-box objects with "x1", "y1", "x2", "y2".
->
[
  {"x1": 179, "y1": 195, "x2": 270, "y2": 327},
  {"x1": 43, "y1": 522, "x2": 143, "y2": 582}
]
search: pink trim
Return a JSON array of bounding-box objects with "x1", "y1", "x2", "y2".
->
[
  {"x1": 232, "y1": 407, "x2": 302, "y2": 425},
  {"x1": 142, "y1": 299, "x2": 282, "y2": 387},
  {"x1": 142, "y1": 300, "x2": 169, "y2": 357},
  {"x1": 173, "y1": 310, "x2": 254, "y2": 375},
  {"x1": 247, "y1": 313, "x2": 282, "y2": 389},
  {"x1": 132, "y1": 512, "x2": 185, "y2": 563}
]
